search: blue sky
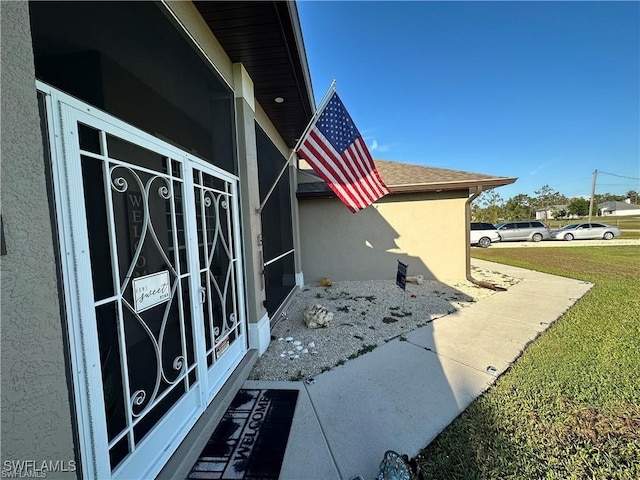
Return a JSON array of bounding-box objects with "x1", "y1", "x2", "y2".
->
[{"x1": 296, "y1": 1, "x2": 640, "y2": 200}]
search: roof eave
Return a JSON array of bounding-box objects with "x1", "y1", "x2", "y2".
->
[
  {"x1": 388, "y1": 177, "x2": 518, "y2": 194},
  {"x1": 297, "y1": 177, "x2": 518, "y2": 199}
]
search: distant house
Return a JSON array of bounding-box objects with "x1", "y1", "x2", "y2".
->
[
  {"x1": 535, "y1": 205, "x2": 579, "y2": 220},
  {"x1": 598, "y1": 200, "x2": 640, "y2": 216},
  {"x1": 297, "y1": 159, "x2": 516, "y2": 283}
]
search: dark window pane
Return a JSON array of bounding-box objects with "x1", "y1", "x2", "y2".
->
[
  {"x1": 96, "y1": 302, "x2": 126, "y2": 443},
  {"x1": 81, "y1": 154, "x2": 115, "y2": 300},
  {"x1": 264, "y1": 253, "x2": 296, "y2": 316},
  {"x1": 79, "y1": 123, "x2": 102, "y2": 154},
  {"x1": 256, "y1": 126, "x2": 295, "y2": 314},
  {"x1": 107, "y1": 134, "x2": 166, "y2": 173},
  {"x1": 30, "y1": 1, "x2": 236, "y2": 174}
]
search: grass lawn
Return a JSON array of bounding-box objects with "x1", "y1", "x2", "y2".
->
[{"x1": 417, "y1": 246, "x2": 640, "y2": 479}]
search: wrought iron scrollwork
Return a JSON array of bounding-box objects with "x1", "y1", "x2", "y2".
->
[{"x1": 109, "y1": 165, "x2": 187, "y2": 418}]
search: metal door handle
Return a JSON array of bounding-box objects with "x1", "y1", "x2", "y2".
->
[{"x1": 199, "y1": 287, "x2": 206, "y2": 304}]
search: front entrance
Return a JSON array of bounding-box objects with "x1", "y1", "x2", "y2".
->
[{"x1": 40, "y1": 83, "x2": 247, "y2": 479}]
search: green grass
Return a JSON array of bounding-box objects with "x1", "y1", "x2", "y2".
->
[{"x1": 417, "y1": 246, "x2": 640, "y2": 479}]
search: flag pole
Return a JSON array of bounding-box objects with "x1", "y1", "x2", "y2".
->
[{"x1": 257, "y1": 80, "x2": 337, "y2": 214}]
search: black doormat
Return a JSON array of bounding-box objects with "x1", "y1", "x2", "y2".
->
[{"x1": 188, "y1": 389, "x2": 298, "y2": 480}]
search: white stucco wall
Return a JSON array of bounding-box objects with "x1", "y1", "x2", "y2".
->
[
  {"x1": 298, "y1": 191, "x2": 469, "y2": 283},
  {"x1": 601, "y1": 208, "x2": 640, "y2": 216},
  {"x1": 0, "y1": 1, "x2": 77, "y2": 476}
]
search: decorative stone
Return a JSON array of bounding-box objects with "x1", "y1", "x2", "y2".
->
[
  {"x1": 295, "y1": 345, "x2": 303, "y2": 351},
  {"x1": 301, "y1": 348, "x2": 309, "y2": 354},
  {"x1": 278, "y1": 337, "x2": 284, "y2": 342},
  {"x1": 407, "y1": 275, "x2": 424, "y2": 285},
  {"x1": 285, "y1": 336, "x2": 294, "y2": 342},
  {"x1": 303, "y1": 304, "x2": 333, "y2": 329},
  {"x1": 293, "y1": 340, "x2": 302, "y2": 346},
  {"x1": 308, "y1": 342, "x2": 315, "y2": 348},
  {"x1": 287, "y1": 350, "x2": 294, "y2": 355}
]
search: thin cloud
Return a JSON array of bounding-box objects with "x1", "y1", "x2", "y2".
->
[
  {"x1": 528, "y1": 162, "x2": 549, "y2": 176},
  {"x1": 365, "y1": 136, "x2": 392, "y2": 154}
]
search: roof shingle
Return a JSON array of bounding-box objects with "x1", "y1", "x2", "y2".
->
[{"x1": 297, "y1": 159, "x2": 517, "y2": 197}]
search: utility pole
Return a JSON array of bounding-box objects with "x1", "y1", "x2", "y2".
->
[{"x1": 588, "y1": 169, "x2": 598, "y2": 222}]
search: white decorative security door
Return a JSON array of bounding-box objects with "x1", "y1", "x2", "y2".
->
[
  {"x1": 40, "y1": 84, "x2": 247, "y2": 480},
  {"x1": 191, "y1": 159, "x2": 247, "y2": 396}
]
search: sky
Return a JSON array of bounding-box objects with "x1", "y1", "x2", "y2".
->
[{"x1": 296, "y1": 0, "x2": 640, "y2": 200}]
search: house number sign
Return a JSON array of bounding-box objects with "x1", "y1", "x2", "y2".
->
[{"x1": 132, "y1": 271, "x2": 171, "y2": 313}]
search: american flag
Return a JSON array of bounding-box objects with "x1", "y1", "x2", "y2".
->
[{"x1": 296, "y1": 92, "x2": 390, "y2": 213}]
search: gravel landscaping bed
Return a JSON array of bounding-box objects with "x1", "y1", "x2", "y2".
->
[{"x1": 248, "y1": 265, "x2": 521, "y2": 381}]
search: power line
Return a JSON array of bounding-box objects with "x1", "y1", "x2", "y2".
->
[{"x1": 598, "y1": 170, "x2": 640, "y2": 181}]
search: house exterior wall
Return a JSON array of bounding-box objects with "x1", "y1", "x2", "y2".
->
[
  {"x1": 601, "y1": 208, "x2": 640, "y2": 216},
  {"x1": 298, "y1": 191, "x2": 469, "y2": 283},
  {"x1": 0, "y1": 1, "x2": 77, "y2": 476}
]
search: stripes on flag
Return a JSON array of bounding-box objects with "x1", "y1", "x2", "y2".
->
[{"x1": 296, "y1": 92, "x2": 389, "y2": 213}]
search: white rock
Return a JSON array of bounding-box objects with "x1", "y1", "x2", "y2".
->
[
  {"x1": 303, "y1": 304, "x2": 333, "y2": 329},
  {"x1": 293, "y1": 355, "x2": 299, "y2": 359},
  {"x1": 308, "y1": 342, "x2": 315, "y2": 348},
  {"x1": 293, "y1": 340, "x2": 302, "y2": 346},
  {"x1": 295, "y1": 345, "x2": 303, "y2": 351},
  {"x1": 287, "y1": 350, "x2": 294, "y2": 355},
  {"x1": 301, "y1": 348, "x2": 309, "y2": 354},
  {"x1": 280, "y1": 353, "x2": 286, "y2": 357},
  {"x1": 278, "y1": 337, "x2": 284, "y2": 342},
  {"x1": 285, "y1": 336, "x2": 294, "y2": 342}
]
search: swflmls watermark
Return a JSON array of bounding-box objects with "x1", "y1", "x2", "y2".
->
[{"x1": 2, "y1": 460, "x2": 76, "y2": 478}]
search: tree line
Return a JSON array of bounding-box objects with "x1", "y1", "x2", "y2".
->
[{"x1": 472, "y1": 186, "x2": 639, "y2": 224}]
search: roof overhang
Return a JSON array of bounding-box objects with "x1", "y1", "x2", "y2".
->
[
  {"x1": 194, "y1": 1, "x2": 315, "y2": 148},
  {"x1": 297, "y1": 178, "x2": 517, "y2": 199},
  {"x1": 297, "y1": 161, "x2": 517, "y2": 199},
  {"x1": 389, "y1": 178, "x2": 517, "y2": 195}
]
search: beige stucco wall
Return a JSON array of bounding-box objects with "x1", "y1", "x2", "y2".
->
[
  {"x1": 0, "y1": 1, "x2": 77, "y2": 476},
  {"x1": 298, "y1": 191, "x2": 469, "y2": 283}
]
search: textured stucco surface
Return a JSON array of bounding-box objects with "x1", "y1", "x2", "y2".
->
[
  {"x1": 0, "y1": 1, "x2": 77, "y2": 476},
  {"x1": 299, "y1": 191, "x2": 468, "y2": 283}
]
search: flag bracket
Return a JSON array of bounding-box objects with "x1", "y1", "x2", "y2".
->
[{"x1": 256, "y1": 80, "x2": 337, "y2": 215}]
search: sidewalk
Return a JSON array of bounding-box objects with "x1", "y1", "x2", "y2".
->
[{"x1": 244, "y1": 259, "x2": 594, "y2": 479}]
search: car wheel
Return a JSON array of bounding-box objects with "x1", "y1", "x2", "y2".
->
[
  {"x1": 478, "y1": 237, "x2": 491, "y2": 248},
  {"x1": 532, "y1": 233, "x2": 543, "y2": 242},
  {"x1": 603, "y1": 231, "x2": 614, "y2": 240},
  {"x1": 564, "y1": 233, "x2": 574, "y2": 241}
]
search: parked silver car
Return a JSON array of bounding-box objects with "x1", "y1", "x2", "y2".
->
[
  {"x1": 470, "y1": 222, "x2": 501, "y2": 248},
  {"x1": 549, "y1": 222, "x2": 621, "y2": 241},
  {"x1": 495, "y1": 220, "x2": 550, "y2": 242}
]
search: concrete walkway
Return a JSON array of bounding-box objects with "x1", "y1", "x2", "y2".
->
[{"x1": 244, "y1": 259, "x2": 593, "y2": 479}]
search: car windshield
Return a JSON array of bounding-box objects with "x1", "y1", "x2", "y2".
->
[{"x1": 560, "y1": 224, "x2": 581, "y2": 230}]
